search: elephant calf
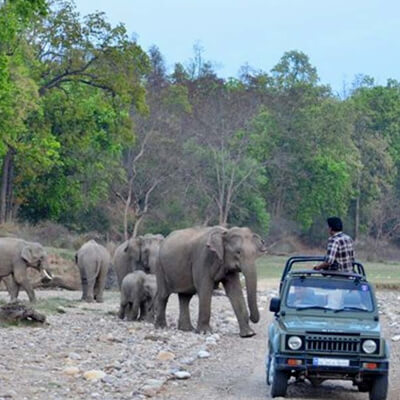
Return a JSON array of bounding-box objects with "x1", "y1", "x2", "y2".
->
[
  {"x1": 75, "y1": 240, "x2": 111, "y2": 303},
  {"x1": 119, "y1": 271, "x2": 156, "y2": 322}
]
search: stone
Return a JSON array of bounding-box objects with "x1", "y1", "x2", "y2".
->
[
  {"x1": 63, "y1": 367, "x2": 80, "y2": 376},
  {"x1": 68, "y1": 352, "x2": 82, "y2": 360},
  {"x1": 83, "y1": 370, "x2": 106, "y2": 381},
  {"x1": 197, "y1": 350, "x2": 210, "y2": 359},
  {"x1": 205, "y1": 337, "x2": 217, "y2": 346},
  {"x1": 57, "y1": 306, "x2": 67, "y2": 314},
  {"x1": 142, "y1": 379, "x2": 165, "y2": 397},
  {"x1": 173, "y1": 370, "x2": 191, "y2": 379},
  {"x1": 156, "y1": 351, "x2": 175, "y2": 361},
  {"x1": 391, "y1": 335, "x2": 400, "y2": 342}
]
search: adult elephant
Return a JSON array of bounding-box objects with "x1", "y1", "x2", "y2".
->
[
  {"x1": 0, "y1": 238, "x2": 53, "y2": 302},
  {"x1": 155, "y1": 226, "x2": 267, "y2": 338},
  {"x1": 113, "y1": 233, "x2": 164, "y2": 288},
  {"x1": 75, "y1": 240, "x2": 111, "y2": 303}
]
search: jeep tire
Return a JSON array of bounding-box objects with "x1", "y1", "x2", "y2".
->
[
  {"x1": 268, "y1": 355, "x2": 288, "y2": 398},
  {"x1": 369, "y1": 375, "x2": 388, "y2": 400}
]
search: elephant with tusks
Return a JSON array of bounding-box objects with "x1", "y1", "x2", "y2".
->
[{"x1": 0, "y1": 237, "x2": 53, "y2": 303}]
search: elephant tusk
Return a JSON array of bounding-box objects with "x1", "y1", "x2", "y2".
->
[{"x1": 43, "y1": 269, "x2": 53, "y2": 281}]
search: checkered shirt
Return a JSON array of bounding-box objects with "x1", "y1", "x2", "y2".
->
[{"x1": 324, "y1": 232, "x2": 354, "y2": 272}]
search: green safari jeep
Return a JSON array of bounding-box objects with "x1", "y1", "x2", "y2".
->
[{"x1": 266, "y1": 256, "x2": 389, "y2": 399}]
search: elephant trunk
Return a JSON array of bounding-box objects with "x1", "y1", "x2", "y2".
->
[{"x1": 243, "y1": 265, "x2": 259, "y2": 323}]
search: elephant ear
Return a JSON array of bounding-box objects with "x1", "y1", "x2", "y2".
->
[
  {"x1": 21, "y1": 244, "x2": 35, "y2": 265},
  {"x1": 253, "y1": 234, "x2": 268, "y2": 254},
  {"x1": 206, "y1": 228, "x2": 227, "y2": 262},
  {"x1": 124, "y1": 237, "x2": 143, "y2": 263}
]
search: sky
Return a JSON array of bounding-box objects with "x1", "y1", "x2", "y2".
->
[{"x1": 74, "y1": 0, "x2": 400, "y2": 94}]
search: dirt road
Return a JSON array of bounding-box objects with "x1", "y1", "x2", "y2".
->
[
  {"x1": 0, "y1": 284, "x2": 398, "y2": 400},
  {"x1": 162, "y1": 287, "x2": 399, "y2": 400}
]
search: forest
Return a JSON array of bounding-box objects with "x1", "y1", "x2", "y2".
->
[{"x1": 1, "y1": 0, "x2": 400, "y2": 246}]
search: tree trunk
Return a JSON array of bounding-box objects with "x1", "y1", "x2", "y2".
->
[
  {"x1": 354, "y1": 196, "x2": 360, "y2": 242},
  {"x1": 0, "y1": 148, "x2": 15, "y2": 224},
  {"x1": 354, "y1": 176, "x2": 361, "y2": 242},
  {"x1": 132, "y1": 215, "x2": 144, "y2": 238}
]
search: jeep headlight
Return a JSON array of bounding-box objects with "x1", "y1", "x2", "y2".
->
[
  {"x1": 288, "y1": 336, "x2": 302, "y2": 350},
  {"x1": 362, "y1": 339, "x2": 377, "y2": 354}
]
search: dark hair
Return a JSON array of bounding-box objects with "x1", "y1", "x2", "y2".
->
[{"x1": 327, "y1": 217, "x2": 343, "y2": 232}]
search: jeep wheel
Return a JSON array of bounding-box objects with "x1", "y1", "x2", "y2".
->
[
  {"x1": 358, "y1": 381, "x2": 371, "y2": 392},
  {"x1": 369, "y1": 375, "x2": 388, "y2": 400},
  {"x1": 269, "y1": 356, "x2": 288, "y2": 398},
  {"x1": 266, "y1": 355, "x2": 272, "y2": 385}
]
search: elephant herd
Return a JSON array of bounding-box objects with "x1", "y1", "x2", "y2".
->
[{"x1": 0, "y1": 226, "x2": 267, "y2": 337}]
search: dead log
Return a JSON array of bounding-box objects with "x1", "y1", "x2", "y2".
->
[
  {"x1": 33, "y1": 275, "x2": 80, "y2": 291},
  {"x1": 0, "y1": 302, "x2": 46, "y2": 324}
]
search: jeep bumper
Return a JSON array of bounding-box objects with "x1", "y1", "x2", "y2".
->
[{"x1": 271, "y1": 354, "x2": 389, "y2": 378}]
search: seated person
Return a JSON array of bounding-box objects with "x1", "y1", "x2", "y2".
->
[{"x1": 287, "y1": 285, "x2": 321, "y2": 308}]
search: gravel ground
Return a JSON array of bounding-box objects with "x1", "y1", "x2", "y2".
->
[{"x1": 0, "y1": 283, "x2": 398, "y2": 400}]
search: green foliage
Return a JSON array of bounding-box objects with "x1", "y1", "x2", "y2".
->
[{"x1": 1, "y1": 1, "x2": 400, "y2": 244}]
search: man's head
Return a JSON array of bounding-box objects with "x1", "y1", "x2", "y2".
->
[{"x1": 327, "y1": 217, "x2": 343, "y2": 235}]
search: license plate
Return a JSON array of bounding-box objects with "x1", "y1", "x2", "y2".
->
[{"x1": 313, "y1": 358, "x2": 350, "y2": 367}]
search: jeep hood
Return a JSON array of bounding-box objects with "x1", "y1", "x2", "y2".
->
[{"x1": 282, "y1": 315, "x2": 381, "y2": 334}]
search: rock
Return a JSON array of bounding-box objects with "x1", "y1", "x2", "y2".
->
[
  {"x1": 68, "y1": 352, "x2": 82, "y2": 360},
  {"x1": 57, "y1": 306, "x2": 67, "y2": 314},
  {"x1": 205, "y1": 337, "x2": 217, "y2": 346},
  {"x1": 179, "y1": 356, "x2": 196, "y2": 365},
  {"x1": 391, "y1": 335, "x2": 400, "y2": 342},
  {"x1": 142, "y1": 379, "x2": 165, "y2": 397},
  {"x1": 173, "y1": 370, "x2": 191, "y2": 379},
  {"x1": 83, "y1": 370, "x2": 106, "y2": 381},
  {"x1": 156, "y1": 351, "x2": 175, "y2": 361},
  {"x1": 197, "y1": 350, "x2": 210, "y2": 359},
  {"x1": 63, "y1": 366, "x2": 80, "y2": 376}
]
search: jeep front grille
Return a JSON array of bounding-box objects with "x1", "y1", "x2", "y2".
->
[{"x1": 305, "y1": 335, "x2": 360, "y2": 353}]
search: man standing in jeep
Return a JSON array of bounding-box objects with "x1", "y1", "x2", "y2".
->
[{"x1": 314, "y1": 216, "x2": 355, "y2": 272}]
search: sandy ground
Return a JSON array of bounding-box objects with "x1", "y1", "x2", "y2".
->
[{"x1": 0, "y1": 279, "x2": 398, "y2": 400}]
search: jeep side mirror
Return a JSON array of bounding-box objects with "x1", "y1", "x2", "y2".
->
[{"x1": 269, "y1": 297, "x2": 281, "y2": 313}]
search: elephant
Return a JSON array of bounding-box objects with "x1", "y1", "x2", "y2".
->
[
  {"x1": 75, "y1": 239, "x2": 111, "y2": 303},
  {"x1": 119, "y1": 270, "x2": 157, "y2": 322},
  {"x1": 154, "y1": 226, "x2": 267, "y2": 338},
  {"x1": 0, "y1": 237, "x2": 53, "y2": 302},
  {"x1": 113, "y1": 233, "x2": 164, "y2": 289}
]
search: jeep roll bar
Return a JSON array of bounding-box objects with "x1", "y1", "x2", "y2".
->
[{"x1": 279, "y1": 256, "x2": 366, "y2": 293}]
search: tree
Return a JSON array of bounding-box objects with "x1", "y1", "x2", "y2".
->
[{"x1": 1, "y1": 0, "x2": 150, "y2": 226}]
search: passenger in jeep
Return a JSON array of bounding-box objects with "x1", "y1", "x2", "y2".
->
[{"x1": 314, "y1": 216, "x2": 355, "y2": 272}]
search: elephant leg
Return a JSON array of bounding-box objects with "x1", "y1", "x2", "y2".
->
[
  {"x1": 178, "y1": 293, "x2": 194, "y2": 331},
  {"x1": 118, "y1": 303, "x2": 126, "y2": 320},
  {"x1": 130, "y1": 298, "x2": 140, "y2": 321},
  {"x1": 154, "y1": 290, "x2": 170, "y2": 328},
  {"x1": 14, "y1": 266, "x2": 36, "y2": 302},
  {"x1": 223, "y1": 274, "x2": 255, "y2": 338},
  {"x1": 94, "y1": 265, "x2": 108, "y2": 303},
  {"x1": 4, "y1": 275, "x2": 20, "y2": 302},
  {"x1": 196, "y1": 282, "x2": 214, "y2": 334},
  {"x1": 85, "y1": 269, "x2": 95, "y2": 303},
  {"x1": 139, "y1": 301, "x2": 147, "y2": 321},
  {"x1": 126, "y1": 303, "x2": 136, "y2": 321},
  {"x1": 80, "y1": 266, "x2": 90, "y2": 301}
]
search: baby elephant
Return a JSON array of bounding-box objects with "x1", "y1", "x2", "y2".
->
[{"x1": 119, "y1": 271, "x2": 156, "y2": 322}]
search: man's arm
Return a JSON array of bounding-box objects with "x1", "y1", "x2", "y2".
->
[{"x1": 314, "y1": 237, "x2": 338, "y2": 270}]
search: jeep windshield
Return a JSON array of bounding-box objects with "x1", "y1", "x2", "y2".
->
[{"x1": 285, "y1": 277, "x2": 374, "y2": 312}]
